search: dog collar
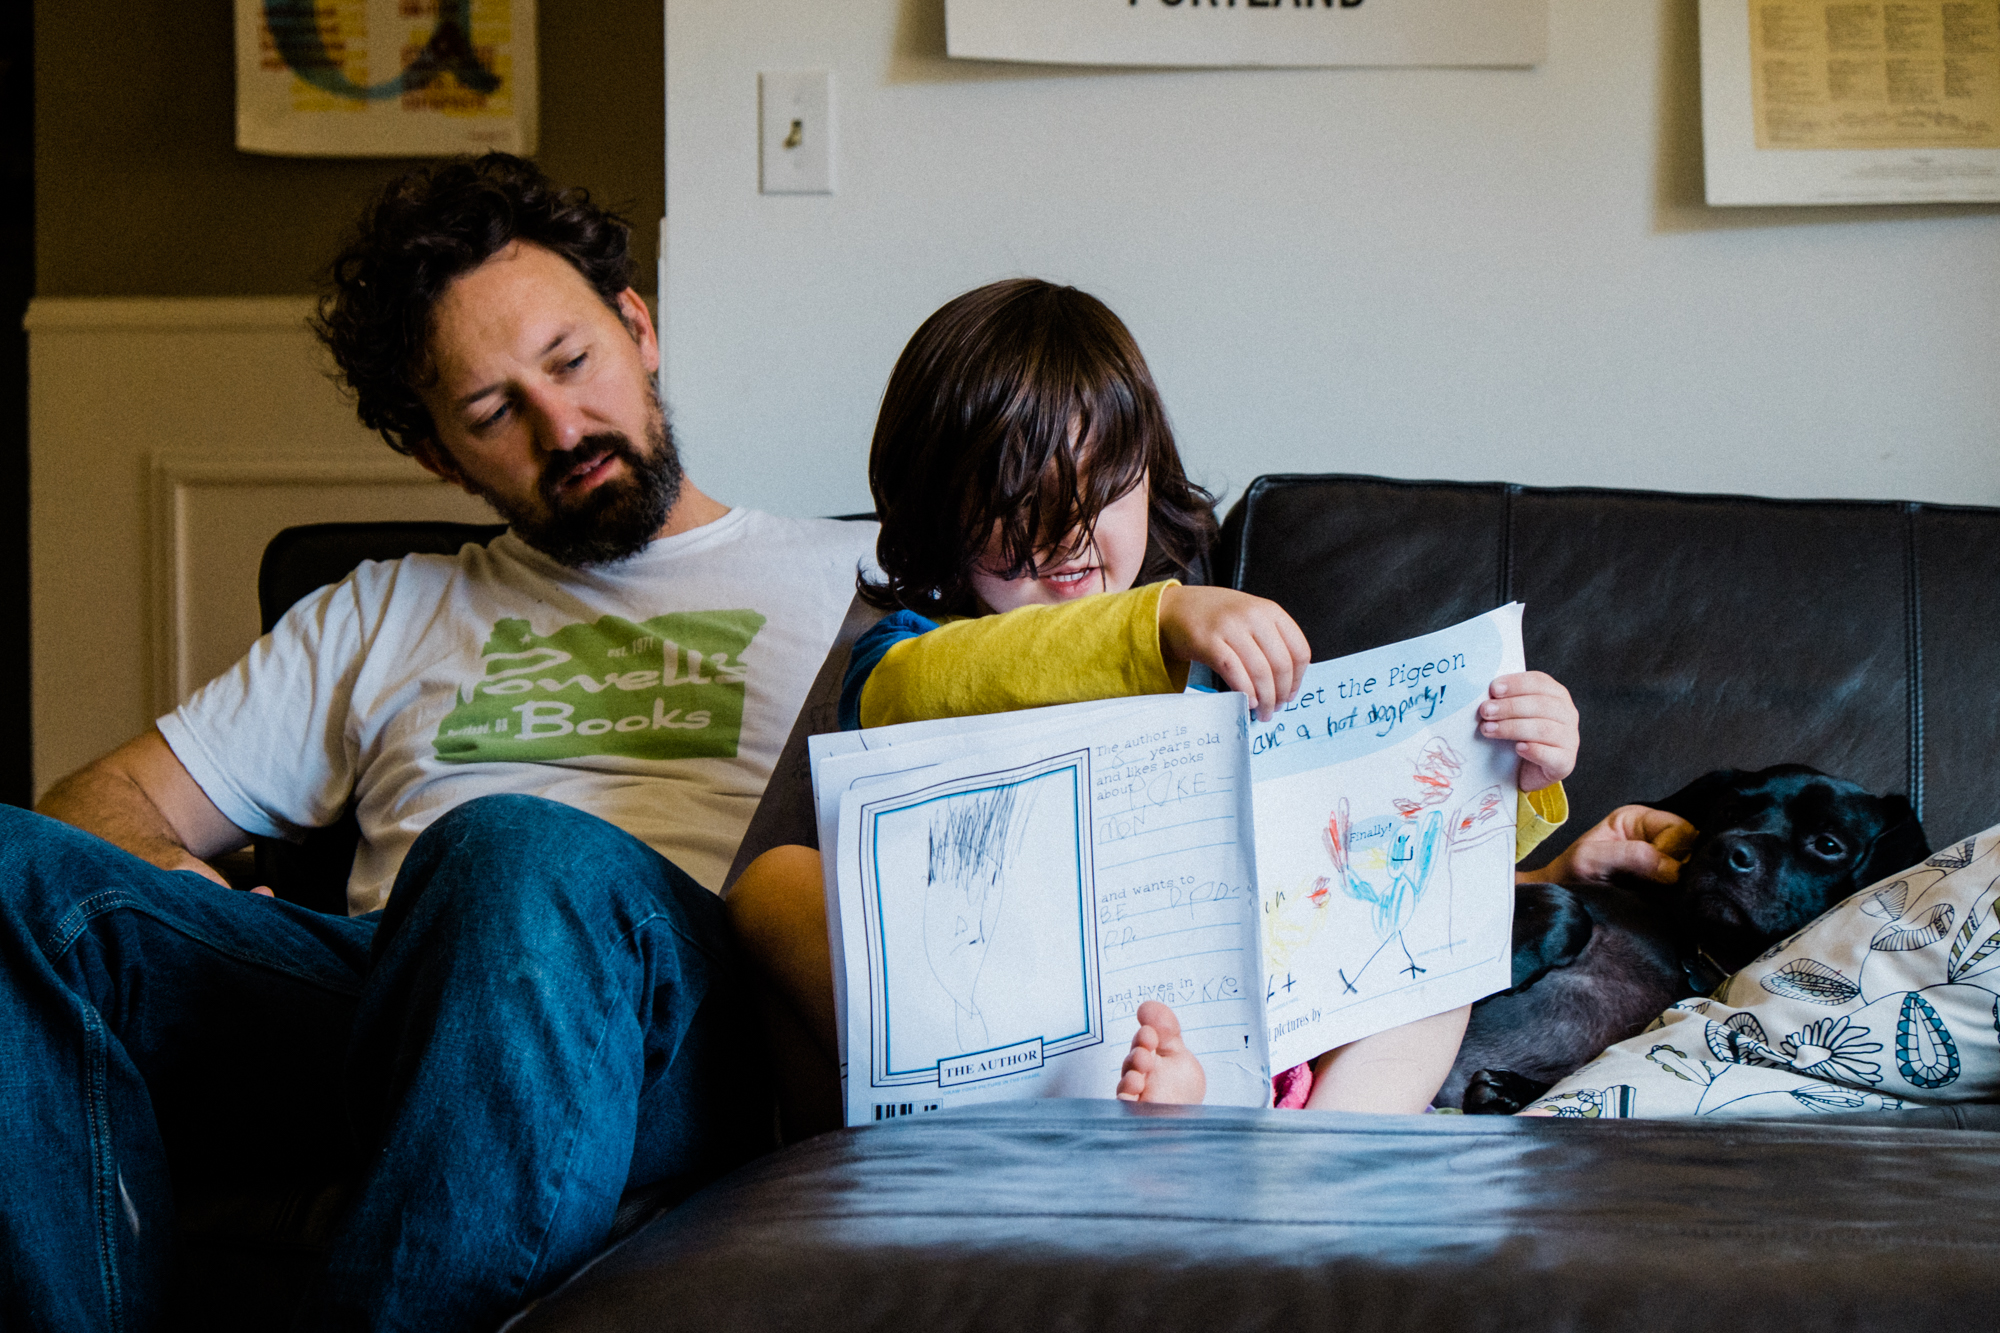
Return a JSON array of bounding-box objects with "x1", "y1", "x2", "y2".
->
[{"x1": 1682, "y1": 948, "x2": 1732, "y2": 997}]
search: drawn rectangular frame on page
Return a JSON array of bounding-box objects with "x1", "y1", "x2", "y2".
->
[{"x1": 856, "y1": 751, "x2": 1101, "y2": 1090}]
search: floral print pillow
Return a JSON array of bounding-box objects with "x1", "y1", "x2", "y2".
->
[{"x1": 1526, "y1": 824, "x2": 2000, "y2": 1119}]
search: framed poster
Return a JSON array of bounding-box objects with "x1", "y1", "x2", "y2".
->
[
  {"x1": 236, "y1": 0, "x2": 538, "y2": 157},
  {"x1": 1701, "y1": 0, "x2": 2000, "y2": 204},
  {"x1": 944, "y1": 0, "x2": 1547, "y2": 68}
]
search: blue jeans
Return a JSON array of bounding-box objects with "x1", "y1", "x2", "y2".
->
[{"x1": 0, "y1": 795, "x2": 766, "y2": 1332}]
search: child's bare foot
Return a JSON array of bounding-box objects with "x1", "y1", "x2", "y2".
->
[{"x1": 1115, "y1": 1000, "x2": 1207, "y2": 1104}]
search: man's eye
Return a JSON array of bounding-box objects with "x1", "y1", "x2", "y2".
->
[{"x1": 474, "y1": 402, "x2": 512, "y2": 431}]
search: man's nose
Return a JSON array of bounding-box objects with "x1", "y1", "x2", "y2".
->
[{"x1": 524, "y1": 387, "x2": 589, "y2": 453}]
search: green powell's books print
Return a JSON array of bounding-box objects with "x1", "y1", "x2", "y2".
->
[{"x1": 433, "y1": 610, "x2": 766, "y2": 764}]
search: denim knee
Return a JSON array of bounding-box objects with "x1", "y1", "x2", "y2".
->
[
  {"x1": 376, "y1": 794, "x2": 729, "y2": 967},
  {"x1": 0, "y1": 806, "x2": 199, "y2": 953}
]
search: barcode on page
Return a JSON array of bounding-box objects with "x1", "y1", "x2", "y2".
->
[{"x1": 872, "y1": 1102, "x2": 941, "y2": 1121}]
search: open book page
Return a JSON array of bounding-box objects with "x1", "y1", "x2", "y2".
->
[
  {"x1": 813, "y1": 690, "x2": 1266, "y2": 1125},
  {"x1": 1250, "y1": 604, "x2": 1526, "y2": 1071},
  {"x1": 807, "y1": 696, "x2": 1154, "y2": 1076}
]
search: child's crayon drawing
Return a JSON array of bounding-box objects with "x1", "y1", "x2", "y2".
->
[
  {"x1": 1312, "y1": 740, "x2": 1510, "y2": 991},
  {"x1": 1250, "y1": 606, "x2": 1522, "y2": 1071}
]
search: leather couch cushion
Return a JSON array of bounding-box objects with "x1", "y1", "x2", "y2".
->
[{"x1": 513, "y1": 1100, "x2": 2000, "y2": 1332}]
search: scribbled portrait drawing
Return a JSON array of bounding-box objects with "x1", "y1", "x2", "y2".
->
[
  {"x1": 923, "y1": 784, "x2": 1026, "y2": 1050},
  {"x1": 862, "y1": 756, "x2": 1103, "y2": 1086}
]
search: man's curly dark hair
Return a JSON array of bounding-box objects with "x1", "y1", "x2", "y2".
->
[{"x1": 314, "y1": 152, "x2": 636, "y2": 457}]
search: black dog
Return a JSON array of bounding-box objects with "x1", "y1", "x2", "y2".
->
[{"x1": 1437, "y1": 764, "x2": 1929, "y2": 1113}]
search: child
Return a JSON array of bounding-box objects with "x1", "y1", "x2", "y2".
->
[{"x1": 728, "y1": 278, "x2": 1578, "y2": 1120}]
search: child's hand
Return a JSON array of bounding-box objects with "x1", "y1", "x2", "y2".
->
[
  {"x1": 1479, "y1": 671, "x2": 1578, "y2": 792},
  {"x1": 1157, "y1": 586, "x2": 1311, "y2": 722},
  {"x1": 1529, "y1": 805, "x2": 1697, "y2": 887}
]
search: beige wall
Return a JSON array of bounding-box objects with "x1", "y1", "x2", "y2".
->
[
  {"x1": 26, "y1": 300, "x2": 492, "y2": 794},
  {"x1": 29, "y1": 0, "x2": 670, "y2": 792}
]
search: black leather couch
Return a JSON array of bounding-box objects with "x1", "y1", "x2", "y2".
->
[
  {"x1": 209, "y1": 477, "x2": 2000, "y2": 1329},
  {"x1": 514, "y1": 474, "x2": 2000, "y2": 1331}
]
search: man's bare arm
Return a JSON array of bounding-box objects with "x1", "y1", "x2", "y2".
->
[
  {"x1": 37, "y1": 730, "x2": 252, "y2": 886},
  {"x1": 1519, "y1": 804, "x2": 1699, "y2": 888}
]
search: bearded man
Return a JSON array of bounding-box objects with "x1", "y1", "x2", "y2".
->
[{"x1": 1, "y1": 154, "x2": 873, "y2": 1332}]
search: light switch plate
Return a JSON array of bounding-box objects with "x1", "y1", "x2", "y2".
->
[{"x1": 760, "y1": 71, "x2": 834, "y2": 195}]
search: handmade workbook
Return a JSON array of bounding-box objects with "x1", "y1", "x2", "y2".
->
[{"x1": 809, "y1": 604, "x2": 1526, "y2": 1126}]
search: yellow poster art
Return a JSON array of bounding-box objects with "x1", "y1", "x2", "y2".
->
[
  {"x1": 1749, "y1": 1, "x2": 2000, "y2": 149},
  {"x1": 236, "y1": 0, "x2": 537, "y2": 156}
]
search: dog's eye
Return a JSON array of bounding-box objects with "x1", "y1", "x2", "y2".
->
[{"x1": 1806, "y1": 835, "x2": 1847, "y2": 859}]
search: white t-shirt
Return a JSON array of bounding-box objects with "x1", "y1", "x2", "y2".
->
[{"x1": 160, "y1": 508, "x2": 876, "y2": 914}]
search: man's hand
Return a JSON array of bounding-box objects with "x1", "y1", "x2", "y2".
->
[
  {"x1": 37, "y1": 729, "x2": 253, "y2": 886},
  {"x1": 1157, "y1": 586, "x2": 1312, "y2": 722},
  {"x1": 1479, "y1": 671, "x2": 1579, "y2": 793},
  {"x1": 1531, "y1": 804, "x2": 1698, "y2": 887}
]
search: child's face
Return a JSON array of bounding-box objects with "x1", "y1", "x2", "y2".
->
[{"x1": 970, "y1": 474, "x2": 1150, "y2": 614}]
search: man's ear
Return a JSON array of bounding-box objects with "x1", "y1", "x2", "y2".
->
[
  {"x1": 616, "y1": 287, "x2": 661, "y2": 376},
  {"x1": 410, "y1": 437, "x2": 477, "y2": 495}
]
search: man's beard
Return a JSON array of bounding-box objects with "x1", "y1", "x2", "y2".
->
[{"x1": 495, "y1": 391, "x2": 685, "y2": 568}]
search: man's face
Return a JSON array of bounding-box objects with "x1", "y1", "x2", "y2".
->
[{"x1": 415, "y1": 241, "x2": 683, "y2": 566}]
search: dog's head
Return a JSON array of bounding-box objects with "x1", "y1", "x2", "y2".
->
[{"x1": 1649, "y1": 764, "x2": 1929, "y2": 972}]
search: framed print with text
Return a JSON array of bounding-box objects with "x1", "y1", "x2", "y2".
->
[{"x1": 1701, "y1": 0, "x2": 2000, "y2": 204}]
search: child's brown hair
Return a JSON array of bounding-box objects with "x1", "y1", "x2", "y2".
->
[{"x1": 863, "y1": 278, "x2": 1217, "y2": 618}]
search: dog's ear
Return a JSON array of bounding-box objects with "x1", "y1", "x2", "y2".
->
[
  {"x1": 1856, "y1": 795, "x2": 1930, "y2": 886},
  {"x1": 1645, "y1": 769, "x2": 1745, "y2": 832}
]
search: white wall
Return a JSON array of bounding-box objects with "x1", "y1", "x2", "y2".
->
[{"x1": 663, "y1": 0, "x2": 2000, "y2": 521}]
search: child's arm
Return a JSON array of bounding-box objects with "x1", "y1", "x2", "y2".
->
[
  {"x1": 849, "y1": 586, "x2": 1176, "y2": 729},
  {"x1": 1156, "y1": 585, "x2": 1311, "y2": 722},
  {"x1": 1486, "y1": 670, "x2": 1580, "y2": 866},
  {"x1": 851, "y1": 583, "x2": 1309, "y2": 729}
]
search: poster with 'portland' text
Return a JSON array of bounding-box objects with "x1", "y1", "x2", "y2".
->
[{"x1": 945, "y1": 0, "x2": 1546, "y2": 68}]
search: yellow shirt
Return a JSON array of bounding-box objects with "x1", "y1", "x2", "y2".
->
[{"x1": 857, "y1": 583, "x2": 1183, "y2": 728}]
